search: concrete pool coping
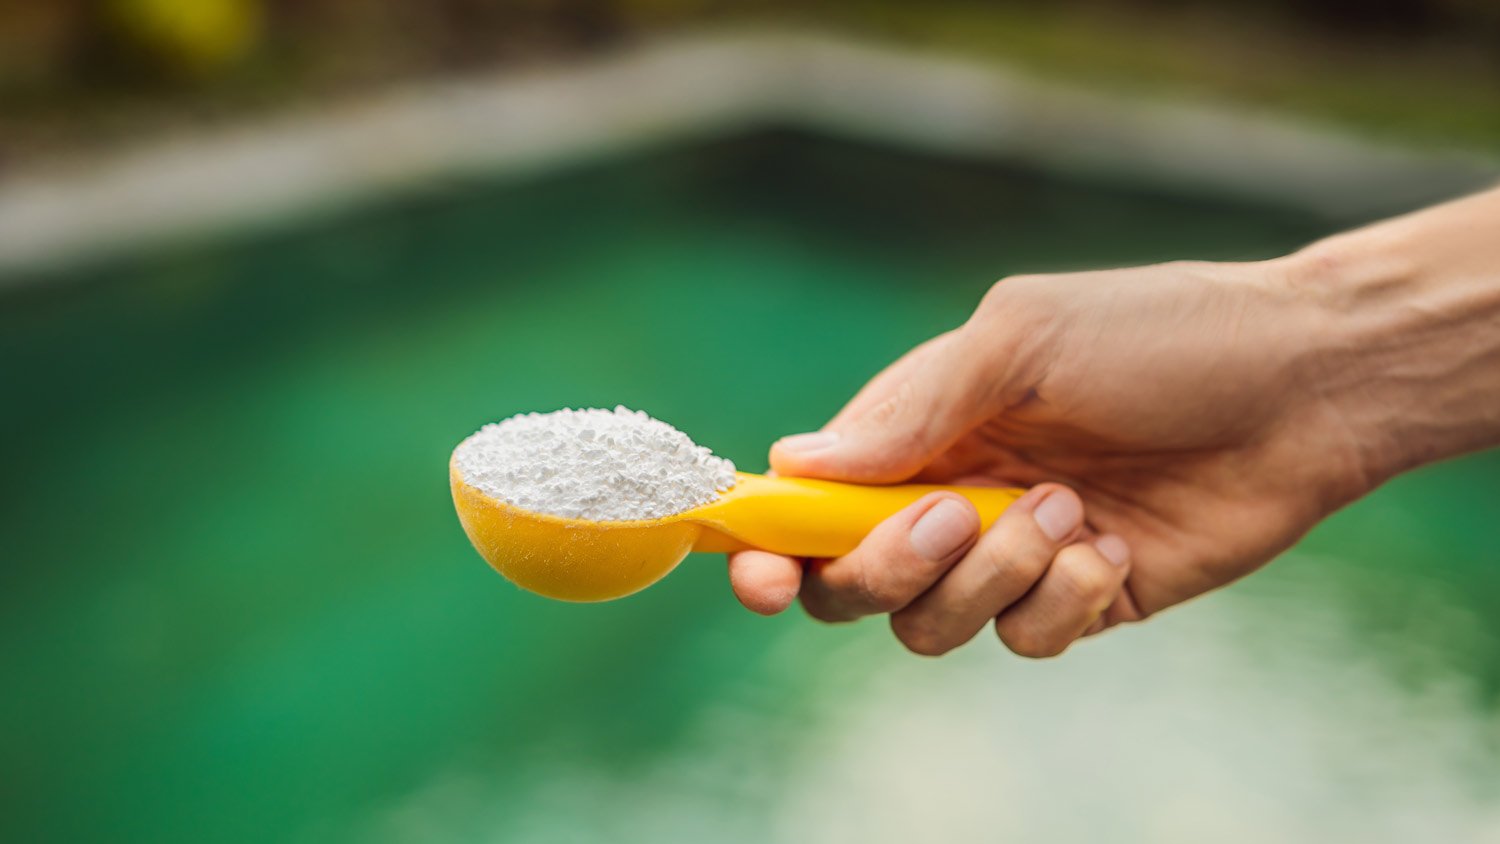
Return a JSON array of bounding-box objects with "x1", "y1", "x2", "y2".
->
[{"x1": 2, "y1": 30, "x2": 1496, "y2": 280}]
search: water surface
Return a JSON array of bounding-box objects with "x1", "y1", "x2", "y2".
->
[{"x1": 3, "y1": 131, "x2": 1497, "y2": 842}]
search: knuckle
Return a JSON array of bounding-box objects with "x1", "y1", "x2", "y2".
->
[
  {"x1": 856, "y1": 393, "x2": 926, "y2": 476},
  {"x1": 865, "y1": 380, "x2": 915, "y2": 427},
  {"x1": 890, "y1": 615, "x2": 953, "y2": 657},
  {"x1": 799, "y1": 594, "x2": 849, "y2": 624},
  {"x1": 975, "y1": 275, "x2": 1044, "y2": 317},
  {"x1": 824, "y1": 561, "x2": 910, "y2": 615},
  {"x1": 977, "y1": 278, "x2": 1009, "y2": 309},
  {"x1": 974, "y1": 280, "x2": 1017, "y2": 320},
  {"x1": 857, "y1": 572, "x2": 914, "y2": 614},
  {"x1": 967, "y1": 535, "x2": 1043, "y2": 594},
  {"x1": 1069, "y1": 567, "x2": 1115, "y2": 605},
  {"x1": 842, "y1": 383, "x2": 931, "y2": 481},
  {"x1": 996, "y1": 622, "x2": 1066, "y2": 660},
  {"x1": 1057, "y1": 547, "x2": 1118, "y2": 603}
]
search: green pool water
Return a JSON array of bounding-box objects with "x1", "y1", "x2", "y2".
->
[{"x1": 3, "y1": 131, "x2": 1498, "y2": 843}]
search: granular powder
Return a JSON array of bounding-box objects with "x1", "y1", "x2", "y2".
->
[{"x1": 453, "y1": 406, "x2": 737, "y2": 522}]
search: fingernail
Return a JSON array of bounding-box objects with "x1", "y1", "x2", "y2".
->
[
  {"x1": 1094, "y1": 535, "x2": 1130, "y2": 567},
  {"x1": 1032, "y1": 491, "x2": 1082, "y2": 541},
  {"x1": 777, "y1": 430, "x2": 839, "y2": 453},
  {"x1": 909, "y1": 498, "x2": 975, "y2": 561}
]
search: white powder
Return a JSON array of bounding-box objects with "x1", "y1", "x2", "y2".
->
[{"x1": 453, "y1": 406, "x2": 737, "y2": 522}]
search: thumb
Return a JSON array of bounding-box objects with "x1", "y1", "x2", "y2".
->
[{"x1": 771, "y1": 331, "x2": 1001, "y2": 484}]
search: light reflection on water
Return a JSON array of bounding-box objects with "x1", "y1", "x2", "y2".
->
[{"x1": 370, "y1": 552, "x2": 1500, "y2": 844}]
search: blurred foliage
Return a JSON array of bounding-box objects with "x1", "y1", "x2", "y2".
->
[
  {"x1": 105, "y1": 0, "x2": 262, "y2": 76},
  {"x1": 0, "y1": 0, "x2": 1498, "y2": 165},
  {"x1": 3, "y1": 0, "x2": 1499, "y2": 88},
  {"x1": 799, "y1": 2, "x2": 1500, "y2": 150}
]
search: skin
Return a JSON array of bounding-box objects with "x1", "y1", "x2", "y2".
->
[{"x1": 729, "y1": 185, "x2": 1500, "y2": 658}]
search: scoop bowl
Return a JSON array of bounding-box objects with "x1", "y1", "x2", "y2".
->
[{"x1": 451, "y1": 461, "x2": 1025, "y2": 601}]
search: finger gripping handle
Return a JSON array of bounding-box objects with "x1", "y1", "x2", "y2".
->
[{"x1": 691, "y1": 473, "x2": 1022, "y2": 558}]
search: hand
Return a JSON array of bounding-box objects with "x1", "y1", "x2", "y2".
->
[{"x1": 729, "y1": 256, "x2": 1374, "y2": 657}]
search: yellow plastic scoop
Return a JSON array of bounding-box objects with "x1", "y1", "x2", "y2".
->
[{"x1": 451, "y1": 462, "x2": 1023, "y2": 601}]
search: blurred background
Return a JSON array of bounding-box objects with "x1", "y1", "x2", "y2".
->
[{"x1": 3, "y1": 2, "x2": 1499, "y2": 842}]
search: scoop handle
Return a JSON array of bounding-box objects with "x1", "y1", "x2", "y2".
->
[{"x1": 691, "y1": 472, "x2": 1024, "y2": 558}]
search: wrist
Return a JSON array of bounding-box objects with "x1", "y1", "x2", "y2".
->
[{"x1": 1281, "y1": 193, "x2": 1500, "y2": 489}]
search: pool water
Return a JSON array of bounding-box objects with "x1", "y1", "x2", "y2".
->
[{"x1": 3, "y1": 131, "x2": 1498, "y2": 842}]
